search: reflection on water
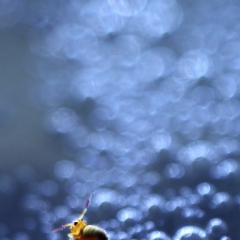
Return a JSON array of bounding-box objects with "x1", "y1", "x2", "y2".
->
[{"x1": 1, "y1": 0, "x2": 240, "y2": 239}]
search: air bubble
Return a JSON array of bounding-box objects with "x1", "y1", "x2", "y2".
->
[
  {"x1": 148, "y1": 230, "x2": 171, "y2": 240},
  {"x1": 54, "y1": 160, "x2": 74, "y2": 179},
  {"x1": 40, "y1": 180, "x2": 58, "y2": 196},
  {"x1": 209, "y1": 192, "x2": 233, "y2": 213},
  {"x1": 39, "y1": 211, "x2": 56, "y2": 224},
  {"x1": 146, "y1": 0, "x2": 183, "y2": 36},
  {"x1": 195, "y1": 182, "x2": 216, "y2": 205},
  {"x1": 177, "y1": 141, "x2": 216, "y2": 165},
  {"x1": 93, "y1": 189, "x2": 120, "y2": 206},
  {"x1": 46, "y1": 108, "x2": 79, "y2": 134},
  {"x1": 209, "y1": 159, "x2": 239, "y2": 179},
  {"x1": 181, "y1": 207, "x2": 205, "y2": 221},
  {"x1": 166, "y1": 196, "x2": 187, "y2": 214},
  {"x1": 53, "y1": 205, "x2": 70, "y2": 219},
  {"x1": 150, "y1": 131, "x2": 172, "y2": 151},
  {"x1": 178, "y1": 50, "x2": 209, "y2": 79},
  {"x1": 220, "y1": 237, "x2": 232, "y2": 240},
  {"x1": 173, "y1": 226, "x2": 209, "y2": 240},
  {"x1": 65, "y1": 195, "x2": 80, "y2": 209},
  {"x1": 213, "y1": 75, "x2": 236, "y2": 99},
  {"x1": 117, "y1": 207, "x2": 142, "y2": 222},
  {"x1": 206, "y1": 218, "x2": 228, "y2": 238},
  {"x1": 164, "y1": 163, "x2": 185, "y2": 179},
  {"x1": 115, "y1": 231, "x2": 130, "y2": 240}
]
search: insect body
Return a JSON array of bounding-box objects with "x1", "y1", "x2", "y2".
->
[{"x1": 54, "y1": 196, "x2": 108, "y2": 240}]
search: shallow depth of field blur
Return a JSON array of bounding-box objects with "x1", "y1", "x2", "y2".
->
[{"x1": 1, "y1": 0, "x2": 240, "y2": 240}]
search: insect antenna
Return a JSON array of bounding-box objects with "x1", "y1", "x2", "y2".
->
[
  {"x1": 53, "y1": 195, "x2": 92, "y2": 233},
  {"x1": 53, "y1": 223, "x2": 72, "y2": 233},
  {"x1": 78, "y1": 194, "x2": 92, "y2": 220}
]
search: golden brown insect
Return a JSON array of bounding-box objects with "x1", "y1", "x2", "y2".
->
[{"x1": 54, "y1": 195, "x2": 108, "y2": 240}]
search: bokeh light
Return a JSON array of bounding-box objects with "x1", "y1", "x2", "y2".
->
[{"x1": 1, "y1": 0, "x2": 240, "y2": 239}]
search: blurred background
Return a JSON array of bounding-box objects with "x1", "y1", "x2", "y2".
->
[{"x1": 1, "y1": 0, "x2": 240, "y2": 239}]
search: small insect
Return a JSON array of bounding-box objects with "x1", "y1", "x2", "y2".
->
[{"x1": 54, "y1": 195, "x2": 109, "y2": 240}]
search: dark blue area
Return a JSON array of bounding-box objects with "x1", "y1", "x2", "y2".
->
[{"x1": 1, "y1": 0, "x2": 240, "y2": 239}]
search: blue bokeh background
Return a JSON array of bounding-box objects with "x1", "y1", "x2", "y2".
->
[{"x1": 1, "y1": 0, "x2": 240, "y2": 239}]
